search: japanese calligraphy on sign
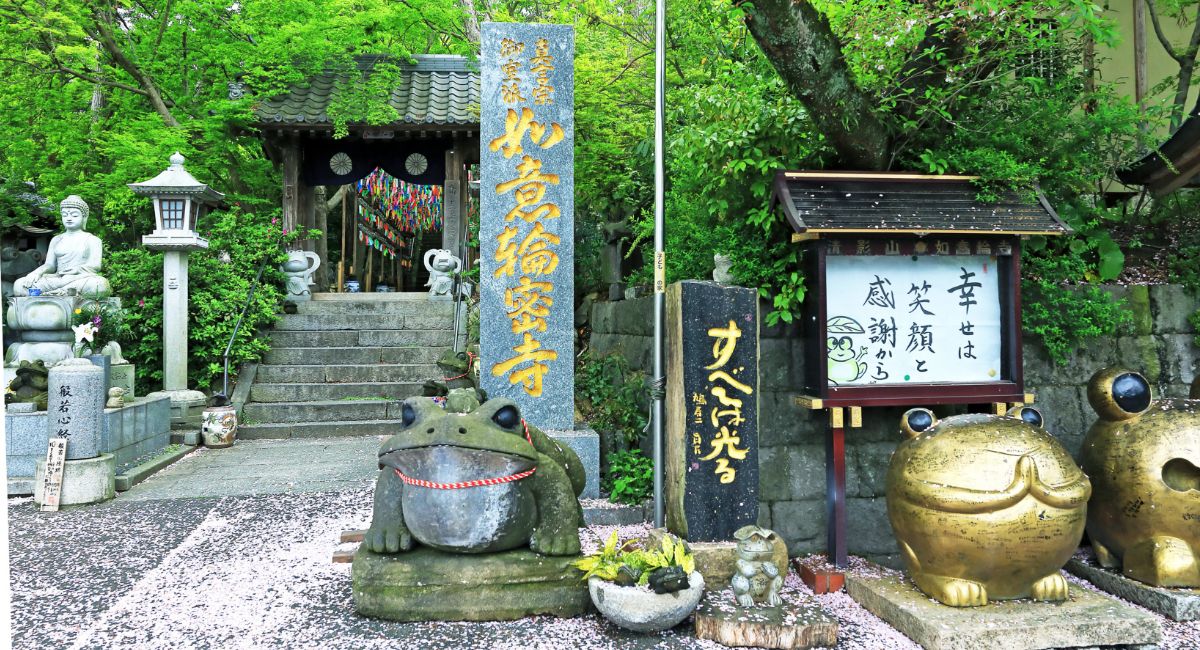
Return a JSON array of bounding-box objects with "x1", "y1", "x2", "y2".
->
[
  {"x1": 481, "y1": 23, "x2": 575, "y2": 430},
  {"x1": 825, "y1": 254, "x2": 1002, "y2": 385},
  {"x1": 666, "y1": 281, "x2": 759, "y2": 542}
]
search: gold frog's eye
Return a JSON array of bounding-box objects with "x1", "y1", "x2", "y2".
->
[
  {"x1": 901, "y1": 408, "x2": 937, "y2": 439},
  {"x1": 1088, "y1": 368, "x2": 1152, "y2": 421},
  {"x1": 1006, "y1": 405, "x2": 1044, "y2": 428}
]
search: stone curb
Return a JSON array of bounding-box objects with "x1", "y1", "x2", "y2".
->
[{"x1": 114, "y1": 444, "x2": 196, "y2": 492}]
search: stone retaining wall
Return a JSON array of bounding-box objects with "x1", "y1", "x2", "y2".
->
[{"x1": 589, "y1": 284, "x2": 1199, "y2": 566}]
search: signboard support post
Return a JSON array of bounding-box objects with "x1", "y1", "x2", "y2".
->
[{"x1": 826, "y1": 409, "x2": 847, "y2": 569}]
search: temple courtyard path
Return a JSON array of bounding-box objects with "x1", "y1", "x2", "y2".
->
[{"x1": 9, "y1": 439, "x2": 922, "y2": 648}]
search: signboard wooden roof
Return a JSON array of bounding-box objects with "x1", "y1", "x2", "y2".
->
[{"x1": 770, "y1": 171, "x2": 1071, "y2": 241}]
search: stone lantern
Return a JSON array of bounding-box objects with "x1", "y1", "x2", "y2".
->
[{"x1": 128, "y1": 152, "x2": 224, "y2": 423}]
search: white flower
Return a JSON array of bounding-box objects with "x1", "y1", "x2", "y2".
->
[{"x1": 73, "y1": 322, "x2": 96, "y2": 344}]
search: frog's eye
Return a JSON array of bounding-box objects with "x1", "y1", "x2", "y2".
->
[
  {"x1": 493, "y1": 404, "x2": 521, "y2": 430},
  {"x1": 838, "y1": 337, "x2": 852, "y2": 350},
  {"x1": 901, "y1": 408, "x2": 936, "y2": 439},
  {"x1": 1088, "y1": 368, "x2": 1152, "y2": 421},
  {"x1": 457, "y1": 352, "x2": 467, "y2": 361},
  {"x1": 1006, "y1": 405, "x2": 1044, "y2": 428},
  {"x1": 401, "y1": 403, "x2": 416, "y2": 427},
  {"x1": 826, "y1": 337, "x2": 837, "y2": 349}
]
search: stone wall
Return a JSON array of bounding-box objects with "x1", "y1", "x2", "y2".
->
[{"x1": 589, "y1": 284, "x2": 1200, "y2": 567}]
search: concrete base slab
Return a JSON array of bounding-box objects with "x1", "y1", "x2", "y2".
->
[
  {"x1": 1066, "y1": 557, "x2": 1200, "y2": 622},
  {"x1": 352, "y1": 546, "x2": 588, "y2": 622},
  {"x1": 34, "y1": 453, "x2": 116, "y2": 506},
  {"x1": 8, "y1": 477, "x2": 34, "y2": 496},
  {"x1": 694, "y1": 597, "x2": 838, "y2": 649},
  {"x1": 846, "y1": 571, "x2": 1162, "y2": 650},
  {"x1": 170, "y1": 431, "x2": 200, "y2": 446}
]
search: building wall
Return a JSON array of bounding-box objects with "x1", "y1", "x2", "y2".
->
[
  {"x1": 589, "y1": 284, "x2": 1199, "y2": 566},
  {"x1": 1099, "y1": 2, "x2": 1200, "y2": 131}
]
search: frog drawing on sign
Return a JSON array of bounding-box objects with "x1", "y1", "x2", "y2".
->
[{"x1": 826, "y1": 316, "x2": 867, "y2": 385}]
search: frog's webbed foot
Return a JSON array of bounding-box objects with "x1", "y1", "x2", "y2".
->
[
  {"x1": 1031, "y1": 572, "x2": 1069, "y2": 601},
  {"x1": 1092, "y1": 541, "x2": 1119, "y2": 569},
  {"x1": 530, "y1": 524, "x2": 580, "y2": 556},
  {"x1": 1124, "y1": 536, "x2": 1200, "y2": 587},
  {"x1": 364, "y1": 467, "x2": 414, "y2": 554},
  {"x1": 364, "y1": 521, "x2": 413, "y2": 554},
  {"x1": 911, "y1": 572, "x2": 988, "y2": 607}
]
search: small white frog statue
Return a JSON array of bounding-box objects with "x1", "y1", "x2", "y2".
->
[{"x1": 732, "y1": 525, "x2": 784, "y2": 607}]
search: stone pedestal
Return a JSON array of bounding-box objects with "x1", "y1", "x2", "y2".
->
[
  {"x1": 1067, "y1": 557, "x2": 1200, "y2": 622},
  {"x1": 4, "y1": 296, "x2": 119, "y2": 367},
  {"x1": 694, "y1": 597, "x2": 838, "y2": 649},
  {"x1": 352, "y1": 546, "x2": 588, "y2": 622},
  {"x1": 146, "y1": 388, "x2": 206, "y2": 424},
  {"x1": 846, "y1": 571, "x2": 1162, "y2": 650},
  {"x1": 33, "y1": 453, "x2": 115, "y2": 506}
]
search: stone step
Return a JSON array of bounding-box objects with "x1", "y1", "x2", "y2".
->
[
  {"x1": 296, "y1": 299, "x2": 457, "y2": 316},
  {"x1": 274, "y1": 314, "x2": 452, "y2": 331},
  {"x1": 255, "y1": 364, "x2": 440, "y2": 384},
  {"x1": 268, "y1": 329, "x2": 453, "y2": 348},
  {"x1": 264, "y1": 346, "x2": 446, "y2": 366},
  {"x1": 311, "y1": 292, "x2": 428, "y2": 302},
  {"x1": 238, "y1": 419, "x2": 400, "y2": 440},
  {"x1": 243, "y1": 399, "x2": 405, "y2": 424},
  {"x1": 249, "y1": 382, "x2": 424, "y2": 403}
]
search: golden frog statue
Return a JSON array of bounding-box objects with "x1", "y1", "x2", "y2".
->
[
  {"x1": 1081, "y1": 368, "x2": 1200, "y2": 588},
  {"x1": 886, "y1": 407, "x2": 1091, "y2": 607}
]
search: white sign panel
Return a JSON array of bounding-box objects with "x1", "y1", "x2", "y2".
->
[{"x1": 825, "y1": 255, "x2": 1002, "y2": 385}]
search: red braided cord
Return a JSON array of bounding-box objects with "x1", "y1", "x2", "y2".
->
[
  {"x1": 393, "y1": 419, "x2": 536, "y2": 490},
  {"x1": 440, "y1": 351, "x2": 477, "y2": 382}
]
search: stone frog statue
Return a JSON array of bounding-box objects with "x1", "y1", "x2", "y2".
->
[
  {"x1": 732, "y1": 525, "x2": 783, "y2": 607},
  {"x1": 421, "y1": 345, "x2": 483, "y2": 400},
  {"x1": 364, "y1": 397, "x2": 586, "y2": 556},
  {"x1": 1081, "y1": 368, "x2": 1200, "y2": 587},
  {"x1": 5, "y1": 360, "x2": 50, "y2": 410},
  {"x1": 886, "y1": 407, "x2": 1091, "y2": 607}
]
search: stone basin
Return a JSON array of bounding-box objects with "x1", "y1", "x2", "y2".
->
[{"x1": 388, "y1": 445, "x2": 537, "y2": 553}]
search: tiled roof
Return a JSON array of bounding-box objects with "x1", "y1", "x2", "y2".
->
[
  {"x1": 771, "y1": 172, "x2": 1070, "y2": 237},
  {"x1": 1119, "y1": 104, "x2": 1200, "y2": 195},
  {"x1": 251, "y1": 55, "x2": 479, "y2": 129}
]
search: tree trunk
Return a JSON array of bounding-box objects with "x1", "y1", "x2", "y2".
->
[
  {"x1": 90, "y1": 14, "x2": 181, "y2": 128},
  {"x1": 738, "y1": 0, "x2": 891, "y2": 170}
]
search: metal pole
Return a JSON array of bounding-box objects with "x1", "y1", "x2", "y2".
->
[{"x1": 652, "y1": 0, "x2": 667, "y2": 529}]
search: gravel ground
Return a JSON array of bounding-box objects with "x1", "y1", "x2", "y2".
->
[{"x1": 8, "y1": 450, "x2": 1197, "y2": 649}]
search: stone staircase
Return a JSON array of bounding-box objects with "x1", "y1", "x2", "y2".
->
[{"x1": 239, "y1": 293, "x2": 457, "y2": 439}]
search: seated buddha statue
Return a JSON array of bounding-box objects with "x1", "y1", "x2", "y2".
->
[{"x1": 13, "y1": 195, "x2": 111, "y2": 298}]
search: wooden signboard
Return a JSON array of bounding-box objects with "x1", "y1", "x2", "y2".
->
[{"x1": 40, "y1": 437, "x2": 68, "y2": 512}]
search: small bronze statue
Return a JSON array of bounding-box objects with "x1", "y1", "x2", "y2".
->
[
  {"x1": 5, "y1": 360, "x2": 50, "y2": 410},
  {"x1": 732, "y1": 525, "x2": 783, "y2": 606}
]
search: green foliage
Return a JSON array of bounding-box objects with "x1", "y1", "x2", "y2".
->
[
  {"x1": 1021, "y1": 237, "x2": 1133, "y2": 364},
  {"x1": 107, "y1": 209, "x2": 310, "y2": 394},
  {"x1": 70, "y1": 297, "x2": 128, "y2": 355},
  {"x1": 573, "y1": 530, "x2": 695, "y2": 585},
  {"x1": 604, "y1": 448, "x2": 653, "y2": 505},
  {"x1": 576, "y1": 351, "x2": 647, "y2": 447}
]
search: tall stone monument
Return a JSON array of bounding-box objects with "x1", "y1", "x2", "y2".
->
[
  {"x1": 480, "y1": 22, "x2": 575, "y2": 430},
  {"x1": 479, "y1": 23, "x2": 595, "y2": 497}
]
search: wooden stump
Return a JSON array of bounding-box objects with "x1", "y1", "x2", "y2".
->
[{"x1": 693, "y1": 598, "x2": 838, "y2": 649}]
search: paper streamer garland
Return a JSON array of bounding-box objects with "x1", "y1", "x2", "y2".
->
[{"x1": 357, "y1": 168, "x2": 443, "y2": 234}]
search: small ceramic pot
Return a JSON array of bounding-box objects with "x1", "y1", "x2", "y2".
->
[
  {"x1": 588, "y1": 572, "x2": 705, "y2": 633},
  {"x1": 201, "y1": 405, "x2": 238, "y2": 448},
  {"x1": 344, "y1": 279, "x2": 361, "y2": 293}
]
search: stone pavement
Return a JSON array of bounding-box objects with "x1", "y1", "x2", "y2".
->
[{"x1": 118, "y1": 437, "x2": 382, "y2": 501}]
